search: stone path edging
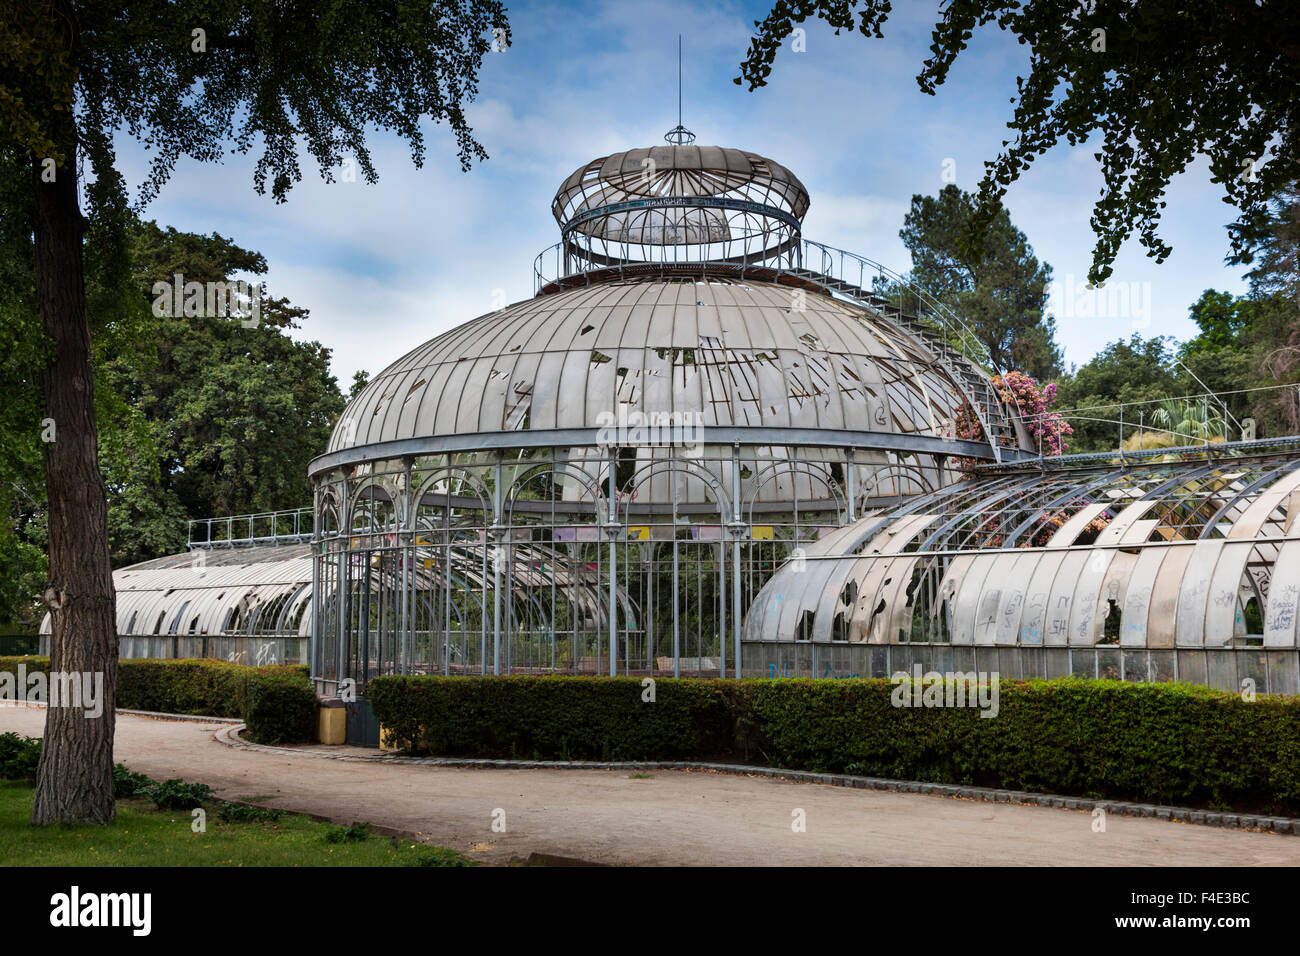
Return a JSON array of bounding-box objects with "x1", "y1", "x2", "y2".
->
[
  {"x1": 0, "y1": 701, "x2": 241, "y2": 724},
  {"x1": 212, "y1": 724, "x2": 1299, "y2": 836}
]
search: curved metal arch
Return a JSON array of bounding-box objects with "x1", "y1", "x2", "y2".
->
[
  {"x1": 408, "y1": 463, "x2": 495, "y2": 526},
  {"x1": 317, "y1": 488, "x2": 342, "y2": 535},
  {"x1": 411, "y1": 461, "x2": 495, "y2": 502},
  {"x1": 502, "y1": 459, "x2": 604, "y2": 524},
  {"x1": 742, "y1": 456, "x2": 847, "y2": 524},
  {"x1": 347, "y1": 478, "x2": 399, "y2": 534},
  {"x1": 616, "y1": 454, "x2": 732, "y2": 518},
  {"x1": 1198, "y1": 457, "x2": 1300, "y2": 539}
]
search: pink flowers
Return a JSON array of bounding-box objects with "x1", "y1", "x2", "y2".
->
[
  {"x1": 996, "y1": 371, "x2": 1072, "y2": 456},
  {"x1": 955, "y1": 370, "x2": 1072, "y2": 459}
]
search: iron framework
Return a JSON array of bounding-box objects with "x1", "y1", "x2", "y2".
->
[
  {"x1": 309, "y1": 138, "x2": 1045, "y2": 693},
  {"x1": 744, "y1": 447, "x2": 1300, "y2": 693}
]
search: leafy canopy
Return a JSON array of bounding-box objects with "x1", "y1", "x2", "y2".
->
[
  {"x1": 0, "y1": 214, "x2": 347, "y2": 621},
  {"x1": 736, "y1": 0, "x2": 1300, "y2": 283},
  {"x1": 1, "y1": 1, "x2": 509, "y2": 234}
]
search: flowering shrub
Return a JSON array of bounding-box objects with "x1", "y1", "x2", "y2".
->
[{"x1": 955, "y1": 370, "x2": 1073, "y2": 458}]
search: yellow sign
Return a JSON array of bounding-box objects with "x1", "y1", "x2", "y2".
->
[{"x1": 751, "y1": 526, "x2": 775, "y2": 540}]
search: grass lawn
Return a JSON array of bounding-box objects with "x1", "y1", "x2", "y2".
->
[{"x1": 0, "y1": 781, "x2": 475, "y2": 867}]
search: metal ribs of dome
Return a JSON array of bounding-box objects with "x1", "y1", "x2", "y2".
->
[
  {"x1": 553, "y1": 146, "x2": 810, "y2": 228},
  {"x1": 315, "y1": 142, "x2": 1037, "y2": 481},
  {"x1": 551, "y1": 145, "x2": 809, "y2": 266},
  {"x1": 317, "y1": 276, "x2": 1015, "y2": 472}
]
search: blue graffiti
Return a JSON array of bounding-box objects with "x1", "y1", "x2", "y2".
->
[{"x1": 763, "y1": 662, "x2": 862, "y2": 679}]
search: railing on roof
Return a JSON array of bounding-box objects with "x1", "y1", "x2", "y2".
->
[
  {"x1": 532, "y1": 237, "x2": 992, "y2": 372},
  {"x1": 187, "y1": 507, "x2": 314, "y2": 549},
  {"x1": 532, "y1": 237, "x2": 1022, "y2": 458}
]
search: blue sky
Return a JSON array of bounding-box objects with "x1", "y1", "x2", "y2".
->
[{"x1": 112, "y1": 0, "x2": 1248, "y2": 389}]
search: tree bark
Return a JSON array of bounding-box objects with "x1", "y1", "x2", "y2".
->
[{"x1": 29, "y1": 0, "x2": 118, "y2": 826}]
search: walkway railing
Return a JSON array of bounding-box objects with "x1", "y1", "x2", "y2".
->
[{"x1": 187, "y1": 507, "x2": 314, "y2": 549}]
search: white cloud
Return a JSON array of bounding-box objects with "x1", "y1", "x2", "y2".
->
[{"x1": 105, "y1": 0, "x2": 1253, "y2": 391}]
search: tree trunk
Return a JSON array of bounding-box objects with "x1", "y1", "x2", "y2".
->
[{"x1": 29, "y1": 3, "x2": 118, "y2": 824}]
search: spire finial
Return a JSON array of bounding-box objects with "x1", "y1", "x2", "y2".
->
[{"x1": 664, "y1": 35, "x2": 695, "y2": 145}]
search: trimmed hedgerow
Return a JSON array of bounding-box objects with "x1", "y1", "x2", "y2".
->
[
  {"x1": 242, "y1": 671, "x2": 318, "y2": 744},
  {"x1": 367, "y1": 675, "x2": 740, "y2": 762},
  {"x1": 367, "y1": 675, "x2": 1300, "y2": 815},
  {"x1": 0, "y1": 657, "x2": 316, "y2": 745}
]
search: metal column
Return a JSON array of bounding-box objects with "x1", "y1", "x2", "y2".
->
[{"x1": 732, "y1": 444, "x2": 743, "y2": 679}]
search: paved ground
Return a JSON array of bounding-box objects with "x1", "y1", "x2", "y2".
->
[{"x1": 3, "y1": 706, "x2": 1297, "y2": 866}]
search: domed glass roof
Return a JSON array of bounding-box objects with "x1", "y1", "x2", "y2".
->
[
  {"x1": 314, "y1": 140, "x2": 1035, "y2": 487},
  {"x1": 327, "y1": 276, "x2": 971, "y2": 455}
]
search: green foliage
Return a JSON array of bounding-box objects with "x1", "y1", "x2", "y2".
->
[
  {"x1": 1230, "y1": 183, "x2": 1300, "y2": 305},
  {"x1": 369, "y1": 675, "x2": 1300, "y2": 815},
  {"x1": 216, "y1": 802, "x2": 284, "y2": 824},
  {"x1": 143, "y1": 778, "x2": 214, "y2": 810},
  {"x1": 736, "y1": 1, "x2": 1300, "y2": 284},
  {"x1": 348, "y1": 370, "x2": 371, "y2": 402},
  {"x1": 112, "y1": 763, "x2": 155, "y2": 799},
  {"x1": 0, "y1": 778, "x2": 473, "y2": 866},
  {"x1": 1147, "y1": 398, "x2": 1226, "y2": 444},
  {"x1": 368, "y1": 675, "x2": 738, "y2": 762},
  {"x1": 100, "y1": 221, "x2": 347, "y2": 566},
  {"x1": 0, "y1": 657, "x2": 316, "y2": 744},
  {"x1": 407, "y1": 845, "x2": 478, "y2": 867},
  {"x1": 324, "y1": 821, "x2": 372, "y2": 843},
  {"x1": 0, "y1": 208, "x2": 351, "y2": 616},
  {"x1": 1179, "y1": 288, "x2": 1300, "y2": 438},
  {"x1": 0, "y1": 0, "x2": 511, "y2": 628},
  {"x1": 1053, "y1": 335, "x2": 1179, "y2": 453},
  {"x1": 0, "y1": 734, "x2": 41, "y2": 780},
  {"x1": 901, "y1": 185, "x2": 1062, "y2": 379},
  {"x1": 242, "y1": 673, "x2": 319, "y2": 745}
]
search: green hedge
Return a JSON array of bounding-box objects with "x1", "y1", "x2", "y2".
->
[
  {"x1": 368, "y1": 675, "x2": 737, "y2": 761},
  {"x1": 0, "y1": 657, "x2": 316, "y2": 745},
  {"x1": 367, "y1": 675, "x2": 1300, "y2": 815}
]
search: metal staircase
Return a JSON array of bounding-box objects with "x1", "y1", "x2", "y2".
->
[
  {"x1": 783, "y1": 240, "x2": 1021, "y2": 458},
  {"x1": 532, "y1": 238, "x2": 1026, "y2": 461}
]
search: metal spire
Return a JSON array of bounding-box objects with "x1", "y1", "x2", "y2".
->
[{"x1": 664, "y1": 35, "x2": 696, "y2": 145}]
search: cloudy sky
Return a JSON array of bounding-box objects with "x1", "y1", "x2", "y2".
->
[{"x1": 111, "y1": 0, "x2": 1248, "y2": 390}]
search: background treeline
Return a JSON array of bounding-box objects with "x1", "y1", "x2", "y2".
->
[
  {"x1": 0, "y1": 217, "x2": 348, "y2": 630},
  {"x1": 900, "y1": 183, "x2": 1300, "y2": 454}
]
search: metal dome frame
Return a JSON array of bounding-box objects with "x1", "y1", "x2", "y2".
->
[
  {"x1": 550, "y1": 145, "x2": 811, "y2": 272},
  {"x1": 306, "y1": 140, "x2": 1041, "y2": 695}
]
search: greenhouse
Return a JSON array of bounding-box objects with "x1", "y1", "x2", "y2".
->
[
  {"x1": 744, "y1": 443, "x2": 1300, "y2": 693},
  {"x1": 45, "y1": 130, "x2": 1300, "y2": 699},
  {"x1": 306, "y1": 131, "x2": 1038, "y2": 694}
]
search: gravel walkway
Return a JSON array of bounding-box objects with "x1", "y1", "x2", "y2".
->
[{"x1": 3, "y1": 706, "x2": 1296, "y2": 866}]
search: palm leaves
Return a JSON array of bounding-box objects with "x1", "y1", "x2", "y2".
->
[{"x1": 1122, "y1": 398, "x2": 1227, "y2": 451}]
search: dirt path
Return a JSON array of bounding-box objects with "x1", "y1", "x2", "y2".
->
[{"x1": 3, "y1": 706, "x2": 1297, "y2": 866}]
